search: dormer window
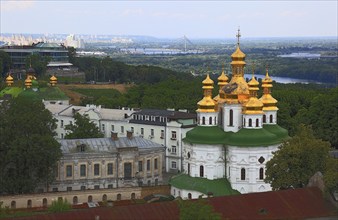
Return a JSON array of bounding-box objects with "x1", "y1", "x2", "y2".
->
[{"x1": 77, "y1": 144, "x2": 86, "y2": 152}]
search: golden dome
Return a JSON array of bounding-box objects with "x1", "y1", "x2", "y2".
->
[
  {"x1": 248, "y1": 76, "x2": 259, "y2": 87},
  {"x1": 197, "y1": 73, "x2": 216, "y2": 112},
  {"x1": 50, "y1": 75, "x2": 57, "y2": 81},
  {"x1": 25, "y1": 77, "x2": 32, "y2": 88},
  {"x1": 260, "y1": 94, "x2": 278, "y2": 111},
  {"x1": 231, "y1": 46, "x2": 246, "y2": 60},
  {"x1": 217, "y1": 70, "x2": 228, "y2": 85},
  {"x1": 6, "y1": 74, "x2": 14, "y2": 86},
  {"x1": 202, "y1": 74, "x2": 214, "y2": 84},
  {"x1": 262, "y1": 69, "x2": 273, "y2": 84}
]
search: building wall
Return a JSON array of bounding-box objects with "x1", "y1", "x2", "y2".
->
[
  {"x1": 226, "y1": 144, "x2": 280, "y2": 193},
  {"x1": 171, "y1": 186, "x2": 206, "y2": 200}
]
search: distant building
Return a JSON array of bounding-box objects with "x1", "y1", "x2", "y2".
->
[
  {"x1": 0, "y1": 42, "x2": 69, "y2": 68},
  {"x1": 64, "y1": 34, "x2": 85, "y2": 49}
]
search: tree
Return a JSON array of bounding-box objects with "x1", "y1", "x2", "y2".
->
[
  {"x1": 0, "y1": 97, "x2": 62, "y2": 194},
  {"x1": 25, "y1": 54, "x2": 51, "y2": 76},
  {"x1": 64, "y1": 113, "x2": 103, "y2": 139},
  {"x1": 178, "y1": 199, "x2": 222, "y2": 220},
  {"x1": 0, "y1": 51, "x2": 11, "y2": 77},
  {"x1": 265, "y1": 124, "x2": 332, "y2": 190}
]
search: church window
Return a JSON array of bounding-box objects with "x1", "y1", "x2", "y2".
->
[
  {"x1": 263, "y1": 115, "x2": 266, "y2": 123},
  {"x1": 249, "y1": 119, "x2": 252, "y2": 127},
  {"x1": 259, "y1": 168, "x2": 264, "y2": 180},
  {"x1": 171, "y1": 161, "x2": 177, "y2": 169},
  {"x1": 151, "y1": 129, "x2": 154, "y2": 136},
  {"x1": 107, "y1": 163, "x2": 113, "y2": 175},
  {"x1": 111, "y1": 125, "x2": 114, "y2": 131},
  {"x1": 171, "y1": 131, "x2": 177, "y2": 140},
  {"x1": 94, "y1": 164, "x2": 100, "y2": 176},
  {"x1": 102, "y1": 124, "x2": 105, "y2": 131},
  {"x1": 121, "y1": 126, "x2": 124, "y2": 133},
  {"x1": 131, "y1": 127, "x2": 134, "y2": 132},
  {"x1": 202, "y1": 117, "x2": 205, "y2": 125},
  {"x1": 258, "y1": 156, "x2": 265, "y2": 164},
  {"x1": 80, "y1": 164, "x2": 86, "y2": 177},
  {"x1": 200, "y1": 165, "x2": 204, "y2": 177},
  {"x1": 270, "y1": 115, "x2": 273, "y2": 123},
  {"x1": 66, "y1": 165, "x2": 72, "y2": 177},
  {"x1": 188, "y1": 163, "x2": 190, "y2": 175},
  {"x1": 61, "y1": 120, "x2": 64, "y2": 128},
  {"x1": 256, "y1": 119, "x2": 259, "y2": 127},
  {"x1": 141, "y1": 128, "x2": 144, "y2": 135},
  {"x1": 243, "y1": 118, "x2": 246, "y2": 126},
  {"x1": 229, "y1": 110, "x2": 233, "y2": 126},
  {"x1": 187, "y1": 152, "x2": 190, "y2": 159},
  {"x1": 209, "y1": 117, "x2": 212, "y2": 125},
  {"x1": 241, "y1": 168, "x2": 246, "y2": 180},
  {"x1": 161, "y1": 130, "x2": 164, "y2": 139}
]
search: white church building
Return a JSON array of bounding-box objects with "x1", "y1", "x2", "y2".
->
[{"x1": 170, "y1": 30, "x2": 289, "y2": 199}]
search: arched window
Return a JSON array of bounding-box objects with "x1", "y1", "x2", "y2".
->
[
  {"x1": 88, "y1": 195, "x2": 93, "y2": 203},
  {"x1": 102, "y1": 194, "x2": 107, "y2": 202},
  {"x1": 248, "y1": 119, "x2": 252, "y2": 127},
  {"x1": 229, "y1": 110, "x2": 233, "y2": 126},
  {"x1": 73, "y1": 196, "x2": 78, "y2": 205},
  {"x1": 263, "y1": 115, "x2": 266, "y2": 123},
  {"x1": 214, "y1": 117, "x2": 217, "y2": 125},
  {"x1": 188, "y1": 193, "x2": 192, "y2": 199},
  {"x1": 42, "y1": 198, "x2": 48, "y2": 208},
  {"x1": 209, "y1": 117, "x2": 212, "y2": 125},
  {"x1": 11, "y1": 201, "x2": 16, "y2": 209},
  {"x1": 188, "y1": 163, "x2": 190, "y2": 176},
  {"x1": 259, "y1": 168, "x2": 264, "y2": 180},
  {"x1": 256, "y1": 118, "x2": 259, "y2": 127},
  {"x1": 27, "y1": 200, "x2": 32, "y2": 208},
  {"x1": 200, "y1": 165, "x2": 204, "y2": 177},
  {"x1": 270, "y1": 115, "x2": 273, "y2": 123},
  {"x1": 131, "y1": 193, "x2": 136, "y2": 199},
  {"x1": 241, "y1": 168, "x2": 246, "y2": 180},
  {"x1": 202, "y1": 117, "x2": 205, "y2": 125},
  {"x1": 117, "y1": 194, "x2": 121, "y2": 201}
]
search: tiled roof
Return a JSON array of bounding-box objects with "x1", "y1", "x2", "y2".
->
[{"x1": 10, "y1": 187, "x2": 337, "y2": 220}]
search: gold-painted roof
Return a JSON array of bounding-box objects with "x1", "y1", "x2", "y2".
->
[
  {"x1": 262, "y1": 70, "x2": 273, "y2": 84},
  {"x1": 248, "y1": 77, "x2": 259, "y2": 86},
  {"x1": 25, "y1": 78, "x2": 32, "y2": 83},
  {"x1": 218, "y1": 70, "x2": 228, "y2": 82},
  {"x1": 243, "y1": 98, "x2": 264, "y2": 114},
  {"x1": 197, "y1": 96, "x2": 216, "y2": 113},
  {"x1": 227, "y1": 76, "x2": 250, "y2": 95},
  {"x1": 6, "y1": 75, "x2": 13, "y2": 81},
  {"x1": 50, "y1": 75, "x2": 57, "y2": 81},
  {"x1": 202, "y1": 74, "x2": 214, "y2": 85},
  {"x1": 231, "y1": 46, "x2": 246, "y2": 59}
]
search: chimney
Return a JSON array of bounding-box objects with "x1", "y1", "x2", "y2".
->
[
  {"x1": 111, "y1": 132, "x2": 118, "y2": 141},
  {"x1": 127, "y1": 130, "x2": 133, "y2": 139}
]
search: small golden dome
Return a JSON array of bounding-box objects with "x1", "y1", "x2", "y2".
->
[
  {"x1": 6, "y1": 74, "x2": 14, "y2": 86},
  {"x1": 202, "y1": 74, "x2": 214, "y2": 85},
  {"x1": 218, "y1": 70, "x2": 228, "y2": 82},
  {"x1": 50, "y1": 75, "x2": 57, "y2": 81},
  {"x1": 248, "y1": 77, "x2": 259, "y2": 87},
  {"x1": 262, "y1": 70, "x2": 273, "y2": 84},
  {"x1": 197, "y1": 96, "x2": 216, "y2": 113},
  {"x1": 231, "y1": 46, "x2": 246, "y2": 60},
  {"x1": 25, "y1": 77, "x2": 32, "y2": 88}
]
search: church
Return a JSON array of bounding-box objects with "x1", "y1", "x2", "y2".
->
[{"x1": 170, "y1": 30, "x2": 289, "y2": 199}]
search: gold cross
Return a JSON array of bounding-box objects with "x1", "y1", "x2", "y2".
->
[{"x1": 236, "y1": 27, "x2": 241, "y2": 45}]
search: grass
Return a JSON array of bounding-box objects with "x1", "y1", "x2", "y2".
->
[{"x1": 71, "y1": 88, "x2": 122, "y2": 99}]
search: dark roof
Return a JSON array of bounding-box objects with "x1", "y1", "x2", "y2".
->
[
  {"x1": 10, "y1": 187, "x2": 337, "y2": 220},
  {"x1": 132, "y1": 109, "x2": 196, "y2": 119}
]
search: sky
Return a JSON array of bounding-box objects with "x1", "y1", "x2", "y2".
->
[{"x1": 0, "y1": 0, "x2": 337, "y2": 39}]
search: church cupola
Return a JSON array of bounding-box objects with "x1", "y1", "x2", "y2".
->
[
  {"x1": 25, "y1": 75, "x2": 32, "y2": 89},
  {"x1": 259, "y1": 67, "x2": 278, "y2": 124},
  {"x1": 50, "y1": 74, "x2": 58, "y2": 87},
  {"x1": 5, "y1": 72, "x2": 14, "y2": 87},
  {"x1": 242, "y1": 66, "x2": 264, "y2": 129},
  {"x1": 217, "y1": 65, "x2": 229, "y2": 100},
  {"x1": 197, "y1": 74, "x2": 218, "y2": 126}
]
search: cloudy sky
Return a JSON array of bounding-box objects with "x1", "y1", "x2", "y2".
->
[{"x1": 1, "y1": 0, "x2": 337, "y2": 38}]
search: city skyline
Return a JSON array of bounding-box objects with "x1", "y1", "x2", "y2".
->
[{"x1": 1, "y1": 1, "x2": 337, "y2": 39}]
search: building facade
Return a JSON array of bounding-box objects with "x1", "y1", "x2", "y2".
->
[{"x1": 170, "y1": 30, "x2": 289, "y2": 199}]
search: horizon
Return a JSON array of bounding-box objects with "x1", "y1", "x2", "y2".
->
[{"x1": 1, "y1": 1, "x2": 337, "y2": 39}]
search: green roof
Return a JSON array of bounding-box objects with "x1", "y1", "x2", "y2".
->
[
  {"x1": 184, "y1": 125, "x2": 289, "y2": 147},
  {"x1": 169, "y1": 174, "x2": 239, "y2": 197},
  {"x1": 184, "y1": 126, "x2": 227, "y2": 144},
  {"x1": 1, "y1": 86, "x2": 68, "y2": 100}
]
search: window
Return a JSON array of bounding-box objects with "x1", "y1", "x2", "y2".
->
[
  {"x1": 263, "y1": 115, "x2": 266, "y2": 123},
  {"x1": 66, "y1": 165, "x2": 72, "y2": 177},
  {"x1": 241, "y1": 168, "x2": 246, "y2": 180},
  {"x1": 141, "y1": 128, "x2": 144, "y2": 135},
  {"x1": 200, "y1": 165, "x2": 204, "y2": 177},
  {"x1": 102, "y1": 194, "x2": 107, "y2": 201},
  {"x1": 249, "y1": 119, "x2": 252, "y2": 127},
  {"x1": 209, "y1": 117, "x2": 212, "y2": 125},
  {"x1": 202, "y1": 117, "x2": 205, "y2": 125},
  {"x1": 61, "y1": 133, "x2": 64, "y2": 139},
  {"x1": 88, "y1": 195, "x2": 93, "y2": 203},
  {"x1": 52, "y1": 187, "x2": 58, "y2": 192},
  {"x1": 160, "y1": 130, "x2": 164, "y2": 139},
  {"x1": 102, "y1": 124, "x2": 105, "y2": 131},
  {"x1": 147, "y1": 159, "x2": 150, "y2": 171},
  {"x1": 259, "y1": 168, "x2": 264, "y2": 180},
  {"x1": 70, "y1": 121, "x2": 73, "y2": 125},
  {"x1": 131, "y1": 193, "x2": 136, "y2": 199},
  {"x1": 117, "y1": 194, "x2": 121, "y2": 201},
  {"x1": 108, "y1": 184, "x2": 113, "y2": 189},
  {"x1": 73, "y1": 196, "x2": 78, "y2": 205},
  {"x1": 80, "y1": 164, "x2": 86, "y2": 177},
  {"x1": 27, "y1": 200, "x2": 32, "y2": 208},
  {"x1": 188, "y1": 163, "x2": 190, "y2": 175},
  {"x1": 229, "y1": 110, "x2": 233, "y2": 126},
  {"x1": 138, "y1": 161, "x2": 143, "y2": 172},
  {"x1": 145, "y1": 115, "x2": 149, "y2": 121},
  {"x1": 94, "y1": 185, "x2": 100, "y2": 190},
  {"x1": 131, "y1": 127, "x2": 134, "y2": 132},
  {"x1": 61, "y1": 120, "x2": 64, "y2": 128},
  {"x1": 172, "y1": 146, "x2": 177, "y2": 155},
  {"x1": 270, "y1": 115, "x2": 273, "y2": 123},
  {"x1": 111, "y1": 125, "x2": 114, "y2": 131},
  {"x1": 94, "y1": 164, "x2": 100, "y2": 176},
  {"x1": 81, "y1": 185, "x2": 86, "y2": 191},
  {"x1": 188, "y1": 193, "x2": 192, "y2": 199},
  {"x1": 151, "y1": 129, "x2": 154, "y2": 137},
  {"x1": 171, "y1": 131, "x2": 176, "y2": 140},
  {"x1": 107, "y1": 163, "x2": 113, "y2": 175},
  {"x1": 171, "y1": 161, "x2": 177, "y2": 169},
  {"x1": 121, "y1": 126, "x2": 124, "y2": 133},
  {"x1": 256, "y1": 118, "x2": 259, "y2": 127},
  {"x1": 67, "y1": 187, "x2": 72, "y2": 192},
  {"x1": 154, "y1": 158, "x2": 158, "y2": 170}
]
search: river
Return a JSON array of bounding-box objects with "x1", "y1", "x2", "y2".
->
[{"x1": 243, "y1": 74, "x2": 319, "y2": 84}]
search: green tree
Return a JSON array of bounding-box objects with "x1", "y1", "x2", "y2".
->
[
  {"x1": 0, "y1": 51, "x2": 12, "y2": 77},
  {"x1": 178, "y1": 199, "x2": 222, "y2": 220},
  {"x1": 64, "y1": 113, "x2": 103, "y2": 139},
  {"x1": 48, "y1": 198, "x2": 71, "y2": 213},
  {"x1": 265, "y1": 124, "x2": 332, "y2": 190},
  {"x1": 25, "y1": 54, "x2": 51, "y2": 76},
  {"x1": 0, "y1": 97, "x2": 62, "y2": 194}
]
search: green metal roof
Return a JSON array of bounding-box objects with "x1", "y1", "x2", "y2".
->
[
  {"x1": 184, "y1": 124, "x2": 289, "y2": 147},
  {"x1": 1, "y1": 86, "x2": 68, "y2": 100},
  {"x1": 169, "y1": 174, "x2": 239, "y2": 197},
  {"x1": 183, "y1": 126, "x2": 227, "y2": 145}
]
